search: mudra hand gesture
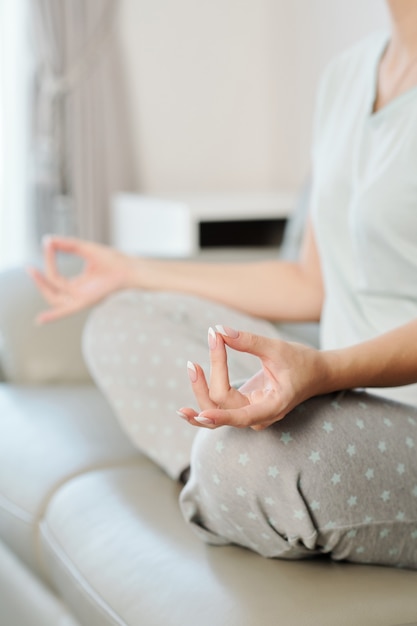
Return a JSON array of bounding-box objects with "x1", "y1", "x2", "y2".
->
[
  {"x1": 178, "y1": 326, "x2": 326, "y2": 430},
  {"x1": 27, "y1": 236, "x2": 133, "y2": 324}
]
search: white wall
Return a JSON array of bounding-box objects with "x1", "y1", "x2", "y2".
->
[{"x1": 118, "y1": 0, "x2": 390, "y2": 195}]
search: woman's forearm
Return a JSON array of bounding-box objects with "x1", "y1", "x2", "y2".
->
[
  {"x1": 124, "y1": 256, "x2": 323, "y2": 322},
  {"x1": 119, "y1": 218, "x2": 324, "y2": 322},
  {"x1": 320, "y1": 319, "x2": 417, "y2": 393}
]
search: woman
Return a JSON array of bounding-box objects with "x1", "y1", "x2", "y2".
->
[{"x1": 30, "y1": 0, "x2": 417, "y2": 568}]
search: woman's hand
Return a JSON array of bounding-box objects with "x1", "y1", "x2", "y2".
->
[
  {"x1": 178, "y1": 326, "x2": 329, "y2": 430},
  {"x1": 27, "y1": 236, "x2": 134, "y2": 324}
]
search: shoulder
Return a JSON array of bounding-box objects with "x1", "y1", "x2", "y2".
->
[
  {"x1": 317, "y1": 32, "x2": 388, "y2": 106},
  {"x1": 311, "y1": 32, "x2": 388, "y2": 137}
]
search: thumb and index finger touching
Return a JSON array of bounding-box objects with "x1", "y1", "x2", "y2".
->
[
  {"x1": 214, "y1": 325, "x2": 278, "y2": 362},
  {"x1": 42, "y1": 235, "x2": 99, "y2": 274},
  {"x1": 26, "y1": 236, "x2": 94, "y2": 323},
  {"x1": 27, "y1": 236, "x2": 95, "y2": 285}
]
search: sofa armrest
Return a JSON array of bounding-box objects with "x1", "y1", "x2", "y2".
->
[{"x1": 0, "y1": 265, "x2": 92, "y2": 384}]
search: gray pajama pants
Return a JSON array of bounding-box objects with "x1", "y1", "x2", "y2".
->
[{"x1": 83, "y1": 290, "x2": 417, "y2": 569}]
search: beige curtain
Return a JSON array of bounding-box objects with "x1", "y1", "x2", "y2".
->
[{"x1": 32, "y1": 0, "x2": 135, "y2": 243}]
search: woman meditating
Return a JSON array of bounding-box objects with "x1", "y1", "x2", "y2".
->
[{"x1": 30, "y1": 0, "x2": 417, "y2": 569}]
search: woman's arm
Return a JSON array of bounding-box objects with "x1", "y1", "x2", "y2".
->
[
  {"x1": 323, "y1": 318, "x2": 417, "y2": 391},
  {"x1": 29, "y1": 219, "x2": 324, "y2": 324},
  {"x1": 132, "y1": 219, "x2": 323, "y2": 321},
  {"x1": 178, "y1": 319, "x2": 417, "y2": 430}
]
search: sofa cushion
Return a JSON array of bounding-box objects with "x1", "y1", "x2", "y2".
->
[
  {"x1": 0, "y1": 539, "x2": 82, "y2": 626},
  {"x1": 0, "y1": 265, "x2": 91, "y2": 384},
  {"x1": 0, "y1": 384, "x2": 141, "y2": 577},
  {"x1": 40, "y1": 464, "x2": 417, "y2": 626}
]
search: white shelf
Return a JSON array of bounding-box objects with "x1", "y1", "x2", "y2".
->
[
  {"x1": 151, "y1": 191, "x2": 296, "y2": 221},
  {"x1": 111, "y1": 191, "x2": 296, "y2": 258}
]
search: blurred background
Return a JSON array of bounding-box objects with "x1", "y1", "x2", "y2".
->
[{"x1": 0, "y1": 0, "x2": 389, "y2": 269}]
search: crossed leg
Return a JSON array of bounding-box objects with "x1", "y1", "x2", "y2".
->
[
  {"x1": 180, "y1": 391, "x2": 417, "y2": 568},
  {"x1": 83, "y1": 290, "x2": 417, "y2": 568}
]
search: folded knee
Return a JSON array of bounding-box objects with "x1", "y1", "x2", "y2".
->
[{"x1": 179, "y1": 426, "x2": 319, "y2": 558}]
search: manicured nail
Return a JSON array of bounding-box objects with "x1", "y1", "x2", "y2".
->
[
  {"x1": 215, "y1": 325, "x2": 239, "y2": 338},
  {"x1": 194, "y1": 414, "x2": 215, "y2": 425},
  {"x1": 187, "y1": 360, "x2": 197, "y2": 382},
  {"x1": 176, "y1": 410, "x2": 188, "y2": 420},
  {"x1": 208, "y1": 326, "x2": 217, "y2": 350}
]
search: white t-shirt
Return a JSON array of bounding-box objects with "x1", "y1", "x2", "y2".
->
[{"x1": 311, "y1": 32, "x2": 417, "y2": 406}]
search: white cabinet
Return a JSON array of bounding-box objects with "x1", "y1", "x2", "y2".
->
[{"x1": 111, "y1": 192, "x2": 296, "y2": 258}]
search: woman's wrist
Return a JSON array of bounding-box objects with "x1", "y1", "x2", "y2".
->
[
  {"x1": 120, "y1": 255, "x2": 151, "y2": 291},
  {"x1": 313, "y1": 348, "x2": 348, "y2": 396},
  {"x1": 317, "y1": 345, "x2": 372, "y2": 395},
  {"x1": 291, "y1": 344, "x2": 339, "y2": 402}
]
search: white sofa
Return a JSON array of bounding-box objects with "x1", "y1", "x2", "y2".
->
[{"x1": 0, "y1": 257, "x2": 417, "y2": 626}]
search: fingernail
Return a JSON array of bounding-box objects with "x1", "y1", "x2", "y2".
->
[
  {"x1": 176, "y1": 410, "x2": 188, "y2": 420},
  {"x1": 187, "y1": 360, "x2": 197, "y2": 383},
  {"x1": 42, "y1": 234, "x2": 53, "y2": 246},
  {"x1": 208, "y1": 326, "x2": 217, "y2": 350},
  {"x1": 194, "y1": 414, "x2": 214, "y2": 425},
  {"x1": 215, "y1": 325, "x2": 239, "y2": 338}
]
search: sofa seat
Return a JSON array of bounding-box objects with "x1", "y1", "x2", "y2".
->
[
  {"x1": 0, "y1": 384, "x2": 141, "y2": 577},
  {"x1": 0, "y1": 539, "x2": 82, "y2": 626},
  {"x1": 39, "y1": 463, "x2": 417, "y2": 626},
  {"x1": 1, "y1": 381, "x2": 417, "y2": 626}
]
